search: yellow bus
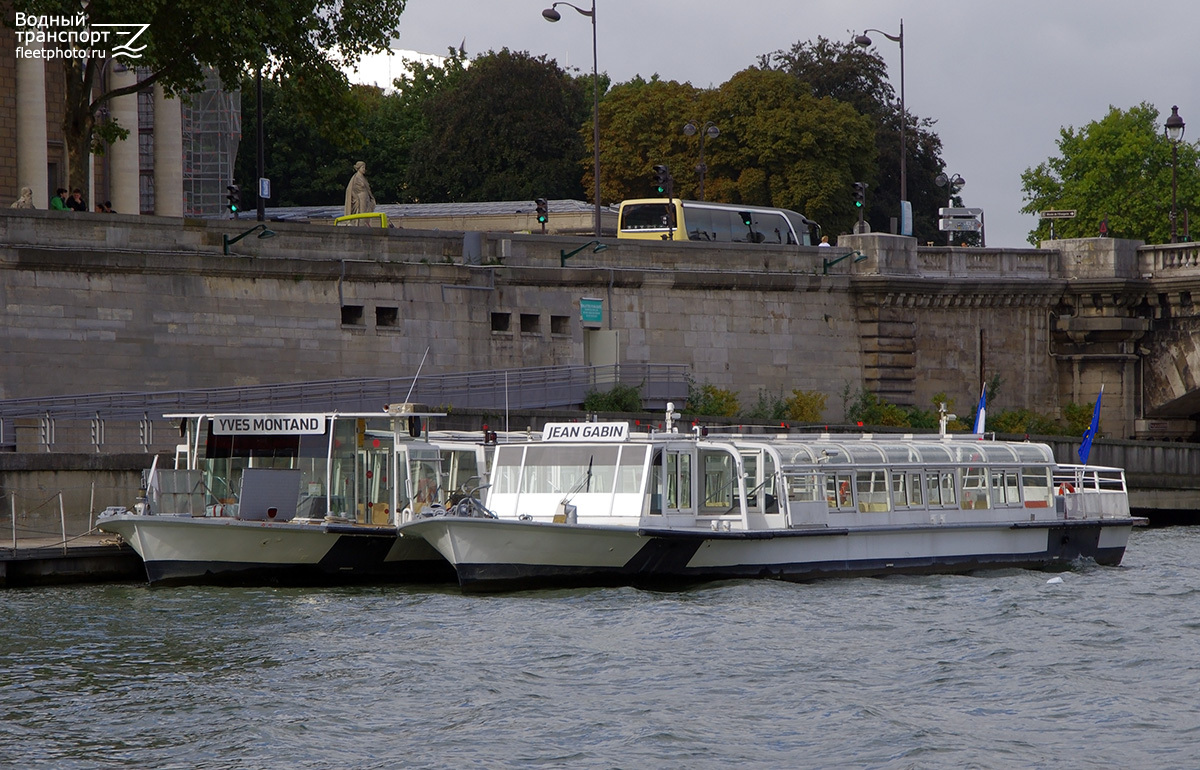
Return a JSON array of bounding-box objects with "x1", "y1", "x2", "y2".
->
[{"x1": 617, "y1": 198, "x2": 821, "y2": 246}]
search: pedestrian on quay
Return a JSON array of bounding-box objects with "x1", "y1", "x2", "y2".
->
[
  {"x1": 66, "y1": 188, "x2": 87, "y2": 212},
  {"x1": 50, "y1": 188, "x2": 69, "y2": 211}
]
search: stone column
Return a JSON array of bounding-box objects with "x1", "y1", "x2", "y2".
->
[
  {"x1": 152, "y1": 84, "x2": 183, "y2": 217},
  {"x1": 15, "y1": 43, "x2": 49, "y2": 208},
  {"x1": 108, "y1": 63, "x2": 140, "y2": 215}
]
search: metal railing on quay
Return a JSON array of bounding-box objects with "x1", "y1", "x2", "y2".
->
[{"x1": 0, "y1": 364, "x2": 691, "y2": 453}]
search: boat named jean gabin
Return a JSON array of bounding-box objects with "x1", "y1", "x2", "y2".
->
[
  {"x1": 98, "y1": 406, "x2": 488, "y2": 586},
  {"x1": 398, "y1": 414, "x2": 1145, "y2": 592}
]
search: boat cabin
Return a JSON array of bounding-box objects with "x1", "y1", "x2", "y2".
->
[
  {"x1": 484, "y1": 423, "x2": 1130, "y2": 530},
  {"x1": 153, "y1": 408, "x2": 487, "y2": 526}
]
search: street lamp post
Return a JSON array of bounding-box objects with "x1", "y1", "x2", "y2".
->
[
  {"x1": 683, "y1": 120, "x2": 719, "y2": 201},
  {"x1": 855, "y1": 20, "x2": 906, "y2": 234},
  {"x1": 543, "y1": 1, "x2": 602, "y2": 238},
  {"x1": 1166, "y1": 105, "x2": 1186, "y2": 243}
]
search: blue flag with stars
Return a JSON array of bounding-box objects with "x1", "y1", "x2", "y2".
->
[{"x1": 1078, "y1": 386, "x2": 1103, "y2": 465}]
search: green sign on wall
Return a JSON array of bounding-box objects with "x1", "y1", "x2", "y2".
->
[{"x1": 580, "y1": 297, "x2": 603, "y2": 326}]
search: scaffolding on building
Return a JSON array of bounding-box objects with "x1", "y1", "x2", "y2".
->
[{"x1": 181, "y1": 71, "x2": 241, "y2": 218}]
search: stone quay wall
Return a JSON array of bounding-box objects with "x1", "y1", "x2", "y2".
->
[{"x1": 0, "y1": 210, "x2": 1163, "y2": 440}]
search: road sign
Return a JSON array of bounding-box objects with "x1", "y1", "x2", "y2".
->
[
  {"x1": 939, "y1": 218, "x2": 983, "y2": 232},
  {"x1": 259, "y1": 178, "x2": 271, "y2": 200},
  {"x1": 938, "y1": 207, "x2": 983, "y2": 217},
  {"x1": 1041, "y1": 209, "x2": 1076, "y2": 219}
]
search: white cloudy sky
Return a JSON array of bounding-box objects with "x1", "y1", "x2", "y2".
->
[{"x1": 370, "y1": 0, "x2": 1198, "y2": 248}]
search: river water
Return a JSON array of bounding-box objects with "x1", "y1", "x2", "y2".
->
[{"x1": 1, "y1": 526, "x2": 1197, "y2": 769}]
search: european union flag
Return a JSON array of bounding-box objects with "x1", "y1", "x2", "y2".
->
[{"x1": 1078, "y1": 385, "x2": 1104, "y2": 465}]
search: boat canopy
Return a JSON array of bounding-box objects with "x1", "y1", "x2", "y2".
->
[{"x1": 752, "y1": 437, "x2": 1056, "y2": 467}]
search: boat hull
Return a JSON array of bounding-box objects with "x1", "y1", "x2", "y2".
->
[
  {"x1": 399, "y1": 517, "x2": 1138, "y2": 592},
  {"x1": 99, "y1": 514, "x2": 454, "y2": 586}
]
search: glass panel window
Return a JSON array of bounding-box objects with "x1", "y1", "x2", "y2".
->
[
  {"x1": 1022, "y1": 467, "x2": 1053, "y2": 507},
  {"x1": 939, "y1": 471, "x2": 957, "y2": 507},
  {"x1": 908, "y1": 472, "x2": 923, "y2": 507},
  {"x1": 856, "y1": 470, "x2": 890, "y2": 512},
  {"x1": 961, "y1": 467, "x2": 989, "y2": 509}
]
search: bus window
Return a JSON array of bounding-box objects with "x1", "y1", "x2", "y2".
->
[
  {"x1": 620, "y1": 202, "x2": 676, "y2": 231},
  {"x1": 684, "y1": 205, "x2": 715, "y2": 241}
]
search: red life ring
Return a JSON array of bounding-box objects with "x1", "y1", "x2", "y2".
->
[{"x1": 1057, "y1": 483, "x2": 1076, "y2": 495}]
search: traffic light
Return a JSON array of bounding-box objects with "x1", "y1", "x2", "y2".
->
[
  {"x1": 652, "y1": 164, "x2": 673, "y2": 197},
  {"x1": 852, "y1": 182, "x2": 866, "y2": 209},
  {"x1": 535, "y1": 198, "x2": 548, "y2": 224},
  {"x1": 226, "y1": 184, "x2": 241, "y2": 215}
]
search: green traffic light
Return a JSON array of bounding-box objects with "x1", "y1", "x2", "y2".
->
[{"x1": 854, "y1": 201, "x2": 862, "y2": 208}]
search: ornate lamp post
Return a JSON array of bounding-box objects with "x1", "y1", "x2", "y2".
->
[
  {"x1": 1166, "y1": 105, "x2": 1186, "y2": 243},
  {"x1": 543, "y1": 1, "x2": 602, "y2": 237},
  {"x1": 855, "y1": 20, "x2": 906, "y2": 234},
  {"x1": 683, "y1": 120, "x2": 719, "y2": 201}
]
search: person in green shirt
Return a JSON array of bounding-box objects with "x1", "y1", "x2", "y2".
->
[{"x1": 50, "y1": 188, "x2": 69, "y2": 211}]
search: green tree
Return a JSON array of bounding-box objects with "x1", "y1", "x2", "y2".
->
[
  {"x1": 704, "y1": 68, "x2": 877, "y2": 238},
  {"x1": 1020, "y1": 103, "x2": 1200, "y2": 244},
  {"x1": 14, "y1": 0, "x2": 407, "y2": 196},
  {"x1": 235, "y1": 46, "x2": 469, "y2": 206},
  {"x1": 761, "y1": 37, "x2": 948, "y2": 243},
  {"x1": 593, "y1": 76, "x2": 708, "y2": 203},
  {"x1": 404, "y1": 49, "x2": 589, "y2": 203}
]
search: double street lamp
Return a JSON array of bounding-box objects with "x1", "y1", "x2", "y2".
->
[
  {"x1": 683, "y1": 120, "x2": 719, "y2": 201},
  {"x1": 855, "y1": 20, "x2": 907, "y2": 234},
  {"x1": 1166, "y1": 105, "x2": 1186, "y2": 243},
  {"x1": 543, "y1": 0, "x2": 602, "y2": 238}
]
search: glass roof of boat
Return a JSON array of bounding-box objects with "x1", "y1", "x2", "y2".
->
[{"x1": 737, "y1": 437, "x2": 1055, "y2": 466}]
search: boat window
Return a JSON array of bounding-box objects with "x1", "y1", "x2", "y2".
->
[
  {"x1": 664, "y1": 451, "x2": 692, "y2": 510},
  {"x1": 938, "y1": 471, "x2": 957, "y2": 507},
  {"x1": 616, "y1": 445, "x2": 648, "y2": 494},
  {"x1": 908, "y1": 472, "x2": 923, "y2": 507},
  {"x1": 891, "y1": 471, "x2": 909, "y2": 507},
  {"x1": 1022, "y1": 467, "x2": 1052, "y2": 507},
  {"x1": 961, "y1": 466, "x2": 990, "y2": 509},
  {"x1": 990, "y1": 469, "x2": 1021, "y2": 506},
  {"x1": 925, "y1": 472, "x2": 941, "y2": 506},
  {"x1": 649, "y1": 450, "x2": 663, "y2": 514},
  {"x1": 856, "y1": 470, "x2": 890, "y2": 512},
  {"x1": 825, "y1": 472, "x2": 854, "y2": 510},
  {"x1": 788, "y1": 472, "x2": 822, "y2": 503},
  {"x1": 1006, "y1": 471, "x2": 1021, "y2": 506},
  {"x1": 491, "y1": 446, "x2": 524, "y2": 494},
  {"x1": 702, "y1": 450, "x2": 736, "y2": 512},
  {"x1": 519, "y1": 445, "x2": 618, "y2": 495}
]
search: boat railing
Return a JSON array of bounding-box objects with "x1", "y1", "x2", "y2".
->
[{"x1": 1052, "y1": 465, "x2": 1127, "y2": 495}]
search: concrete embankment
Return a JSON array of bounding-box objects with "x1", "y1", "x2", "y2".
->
[{"x1": 0, "y1": 534, "x2": 143, "y2": 587}]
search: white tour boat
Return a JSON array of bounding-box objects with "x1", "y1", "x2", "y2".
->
[
  {"x1": 98, "y1": 406, "x2": 489, "y2": 585},
  {"x1": 398, "y1": 412, "x2": 1145, "y2": 592}
]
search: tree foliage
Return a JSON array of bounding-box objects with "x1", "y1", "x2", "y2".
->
[
  {"x1": 1020, "y1": 103, "x2": 1200, "y2": 244},
  {"x1": 761, "y1": 37, "x2": 947, "y2": 243},
  {"x1": 14, "y1": 0, "x2": 407, "y2": 193},
  {"x1": 595, "y1": 69, "x2": 875, "y2": 237},
  {"x1": 404, "y1": 49, "x2": 589, "y2": 203}
]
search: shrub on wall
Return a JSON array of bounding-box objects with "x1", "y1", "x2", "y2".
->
[
  {"x1": 784, "y1": 389, "x2": 827, "y2": 423},
  {"x1": 686, "y1": 381, "x2": 741, "y2": 417},
  {"x1": 582, "y1": 383, "x2": 643, "y2": 413}
]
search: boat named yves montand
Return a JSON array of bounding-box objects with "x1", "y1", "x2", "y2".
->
[{"x1": 98, "y1": 406, "x2": 489, "y2": 585}]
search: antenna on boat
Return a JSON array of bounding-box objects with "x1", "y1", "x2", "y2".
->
[
  {"x1": 665, "y1": 402, "x2": 681, "y2": 433},
  {"x1": 937, "y1": 402, "x2": 957, "y2": 436},
  {"x1": 403, "y1": 347, "x2": 431, "y2": 404}
]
